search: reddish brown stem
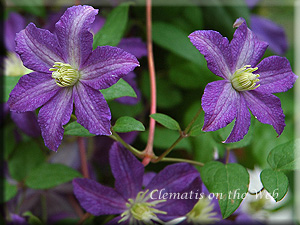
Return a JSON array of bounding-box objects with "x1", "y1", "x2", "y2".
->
[
  {"x1": 78, "y1": 137, "x2": 90, "y2": 178},
  {"x1": 143, "y1": 0, "x2": 157, "y2": 166}
]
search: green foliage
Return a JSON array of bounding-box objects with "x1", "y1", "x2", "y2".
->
[
  {"x1": 93, "y1": 2, "x2": 131, "y2": 47},
  {"x1": 64, "y1": 121, "x2": 95, "y2": 137},
  {"x1": 260, "y1": 169, "x2": 288, "y2": 202},
  {"x1": 267, "y1": 140, "x2": 298, "y2": 171},
  {"x1": 152, "y1": 21, "x2": 206, "y2": 66},
  {"x1": 3, "y1": 180, "x2": 18, "y2": 203},
  {"x1": 3, "y1": 75, "x2": 22, "y2": 102},
  {"x1": 140, "y1": 127, "x2": 192, "y2": 152},
  {"x1": 10, "y1": 0, "x2": 46, "y2": 17},
  {"x1": 113, "y1": 116, "x2": 145, "y2": 133},
  {"x1": 200, "y1": 161, "x2": 249, "y2": 218},
  {"x1": 259, "y1": 140, "x2": 297, "y2": 202},
  {"x1": 22, "y1": 211, "x2": 43, "y2": 225},
  {"x1": 4, "y1": 124, "x2": 17, "y2": 160},
  {"x1": 8, "y1": 140, "x2": 45, "y2": 181},
  {"x1": 100, "y1": 78, "x2": 137, "y2": 101},
  {"x1": 141, "y1": 72, "x2": 182, "y2": 109},
  {"x1": 150, "y1": 113, "x2": 181, "y2": 131},
  {"x1": 25, "y1": 163, "x2": 82, "y2": 189}
]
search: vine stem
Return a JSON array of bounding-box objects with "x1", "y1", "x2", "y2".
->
[
  {"x1": 153, "y1": 108, "x2": 202, "y2": 162},
  {"x1": 78, "y1": 137, "x2": 90, "y2": 179},
  {"x1": 143, "y1": 0, "x2": 157, "y2": 166},
  {"x1": 161, "y1": 157, "x2": 204, "y2": 167}
]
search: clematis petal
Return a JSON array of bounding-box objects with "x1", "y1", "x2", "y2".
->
[
  {"x1": 117, "y1": 38, "x2": 148, "y2": 59},
  {"x1": 15, "y1": 23, "x2": 64, "y2": 73},
  {"x1": 250, "y1": 15, "x2": 288, "y2": 55},
  {"x1": 73, "y1": 82, "x2": 111, "y2": 136},
  {"x1": 256, "y1": 56, "x2": 298, "y2": 93},
  {"x1": 5, "y1": 12, "x2": 25, "y2": 51},
  {"x1": 202, "y1": 80, "x2": 238, "y2": 132},
  {"x1": 55, "y1": 5, "x2": 98, "y2": 68},
  {"x1": 80, "y1": 46, "x2": 139, "y2": 90},
  {"x1": 8, "y1": 72, "x2": 60, "y2": 112},
  {"x1": 38, "y1": 87, "x2": 73, "y2": 151},
  {"x1": 243, "y1": 90, "x2": 285, "y2": 136},
  {"x1": 11, "y1": 111, "x2": 41, "y2": 137},
  {"x1": 146, "y1": 163, "x2": 202, "y2": 220},
  {"x1": 224, "y1": 94, "x2": 251, "y2": 143},
  {"x1": 188, "y1": 30, "x2": 232, "y2": 79},
  {"x1": 110, "y1": 142, "x2": 144, "y2": 199},
  {"x1": 230, "y1": 18, "x2": 268, "y2": 71},
  {"x1": 73, "y1": 178, "x2": 126, "y2": 216}
]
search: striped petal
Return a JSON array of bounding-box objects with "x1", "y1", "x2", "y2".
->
[
  {"x1": 256, "y1": 56, "x2": 298, "y2": 93},
  {"x1": 189, "y1": 30, "x2": 233, "y2": 79},
  {"x1": 230, "y1": 18, "x2": 268, "y2": 71},
  {"x1": 73, "y1": 178, "x2": 126, "y2": 216},
  {"x1": 224, "y1": 94, "x2": 251, "y2": 143},
  {"x1": 38, "y1": 87, "x2": 73, "y2": 151},
  {"x1": 15, "y1": 23, "x2": 64, "y2": 73},
  {"x1": 55, "y1": 5, "x2": 98, "y2": 68},
  {"x1": 73, "y1": 82, "x2": 111, "y2": 136},
  {"x1": 243, "y1": 90, "x2": 285, "y2": 136},
  {"x1": 8, "y1": 72, "x2": 60, "y2": 112},
  {"x1": 80, "y1": 46, "x2": 139, "y2": 90},
  {"x1": 202, "y1": 80, "x2": 238, "y2": 132},
  {"x1": 110, "y1": 143, "x2": 144, "y2": 200}
]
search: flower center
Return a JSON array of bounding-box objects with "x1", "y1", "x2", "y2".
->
[
  {"x1": 186, "y1": 197, "x2": 220, "y2": 224},
  {"x1": 119, "y1": 189, "x2": 167, "y2": 224},
  {"x1": 231, "y1": 65, "x2": 260, "y2": 91},
  {"x1": 50, "y1": 62, "x2": 79, "y2": 87}
]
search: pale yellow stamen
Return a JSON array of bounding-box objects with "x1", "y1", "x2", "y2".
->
[
  {"x1": 119, "y1": 189, "x2": 167, "y2": 224},
  {"x1": 231, "y1": 65, "x2": 260, "y2": 91},
  {"x1": 186, "y1": 197, "x2": 220, "y2": 224},
  {"x1": 50, "y1": 62, "x2": 79, "y2": 87}
]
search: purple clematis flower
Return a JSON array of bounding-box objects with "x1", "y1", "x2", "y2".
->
[
  {"x1": 250, "y1": 15, "x2": 288, "y2": 55},
  {"x1": 188, "y1": 18, "x2": 297, "y2": 143},
  {"x1": 4, "y1": 12, "x2": 40, "y2": 137},
  {"x1": 8, "y1": 5, "x2": 139, "y2": 151},
  {"x1": 245, "y1": 0, "x2": 289, "y2": 55},
  {"x1": 73, "y1": 142, "x2": 202, "y2": 224}
]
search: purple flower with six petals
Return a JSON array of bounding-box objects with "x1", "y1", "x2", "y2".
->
[
  {"x1": 188, "y1": 18, "x2": 297, "y2": 143},
  {"x1": 73, "y1": 142, "x2": 202, "y2": 224},
  {"x1": 8, "y1": 5, "x2": 139, "y2": 151}
]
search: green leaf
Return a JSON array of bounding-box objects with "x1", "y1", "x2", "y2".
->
[
  {"x1": 4, "y1": 124, "x2": 17, "y2": 160},
  {"x1": 200, "y1": 161, "x2": 249, "y2": 218},
  {"x1": 10, "y1": 0, "x2": 46, "y2": 17},
  {"x1": 113, "y1": 116, "x2": 145, "y2": 133},
  {"x1": 93, "y1": 2, "x2": 131, "y2": 47},
  {"x1": 140, "y1": 127, "x2": 192, "y2": 152},
  {"x1": 202, "y1": 0, "x2": 250, "y2": 38},
  {"x1": 260, "y1": 168, "x2": 289, "y2": 202},
  {"x1": 189, "y1": 124, "x2": 203, "y2": 137},
  {"x1": 150, "y1": 113, "x2": 181, "y2": 131},
  {"x1": 25, "y1": 163, "x2": 82, "y2": 189},
  {"x1": 3, "y1": 75, "x2": 22, "y2": 102},
  {"x1": 64, "y1": 121, "x2": 95, "y2": 137},
  {"x1": 169, "y1": 62, "x2": 203, "y2": 89},
  {"x1": 152, "y1": 22, "x2": 206, "y2": 66},
  {"x1": 141, "y1": 72, "x2": 182, "y2": 109},
  {"x1": 2, "y1": 180, "x2": 18, "y2": 203},
  {"x1": 100, "y1": 78, "x2": 137, "y2": 101},
  {"x1": 8, "y1": 140, "x2": 45, "y2": 181},
  {"x1": 22, "y1": 211, "x2": 43, "y2": 225},
  {"x1": 267, "y1": 140, "x2": 299, "y2": 171}
]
